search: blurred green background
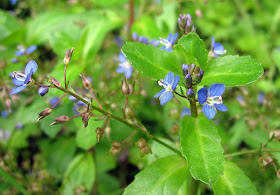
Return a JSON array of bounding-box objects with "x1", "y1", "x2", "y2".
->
[{"x1": 1, "y1": 0, "x2": 280, "y2": 194}]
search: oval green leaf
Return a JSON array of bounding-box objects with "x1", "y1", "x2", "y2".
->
[
  {"x1": 213, "y1": 161, "x2": 259, "y2": 195},
  {"x1": 180, "y1": 114, "x2": 225, "y2": 184},
  {"x1": 201, "y1": 55, "x2": 263, "y2": 87},
  {"x1": 123, "y1": 155, "x2": 187, "y2": 195},
  {"x1": 178, "y1": 33, "x2": 208, "y2": 70}
]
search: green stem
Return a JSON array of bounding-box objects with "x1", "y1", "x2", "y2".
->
[
  {"x1": 53, "y1": 85, "x2": 181, "y2": 156},
  {"x1": 224, "y1": 148, "x2": 280, "y2": 158}
]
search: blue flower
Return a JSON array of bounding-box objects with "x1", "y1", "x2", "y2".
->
[
  {"x1": 116, "y1": 52, "x2": 133, "y2": 79},
  {"x1": 154, "y1": 72, "x2": 180, "y2": 105},
  {"x1": 73, "y1": 101, "x2": 87, "y2": 115},
  {"x1": 1, "y1": 110, "x2": 9, "y2": 118},
  {"x1": 15, "y1": 45, "x2": 37, "y2": 56},
  {"x1": 10, "y1": 60, "x2": 38, "y2": 95},
  {"x1": 258, "y1": 92, "x2": 265, "y2": 104},
  {"x1": 10, "y1": 0, "x2": 19, "y2": 5},
  {"x1": 160, "y1": 33, "x2": 178, "y2": 52},
  {"x1": 181, "y1": 108, "x2": 191, "y2": 118},
  {"x1": 210, "y1": 37, "x2": 226, "y2": 58},
  {"x1": 198, "y1": 83, "x2": 228, "y2": 119}
]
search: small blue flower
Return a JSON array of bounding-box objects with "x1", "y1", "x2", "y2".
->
[
  {"x1": 116, "y1": 52, "x2": 133, "y2": 79},
  {"x1": 258, "y1": 92, "x2": 265, "y2": 104},
  {"x1": 50, "y1": 97, "x2": 60, "y2": 108},
  {"x1": 210, "y1": 37, "x2": 226, "y2": 58},
  {"x1": 73, "y1": 101, "x2": 87, "y2": 115},
  {"x1": 160, "y1": 33, "x2": 178, "y2": 52},
  {"x1": 1, "y1": 110, "x2": 9, "y2": 118},
  {"x1": 10, "y1": 0, "x2": 19, "y2": 5},
  {"x1": 154, "y1": 72, "x2": 180, "y2": 105},
  {"x1": 181, "y1": 108, "x2": 191, "y2": 118},
  {"x1": 10, "y1": 60, "x2": 38, "y2": 95},
  {"x1": 198, "y1": 83, "x2": 228, "y2": 119},
  {"x1": 38, "y1": 87, "x2": 49, "y2": 96},
  {"x1": 15, "y1": 45, "x2": 37, "y2": 56}
]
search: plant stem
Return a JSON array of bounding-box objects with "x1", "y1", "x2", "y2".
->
[
  {"x1": 53, "y1": 85, "x2": 182, "y2": 156},
  {"x1": 224, "y1": 148, "x2": 280, "y2": 158},
  {"x1": 190, "y1": 100, "x2": 197, "y2": 117}
]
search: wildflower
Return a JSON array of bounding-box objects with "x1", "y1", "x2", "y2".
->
[
  {"x1": 1, "y1": 110, "x2": 9, "y2": 118},
  {"x1": 38, "y1": 87, "x2": 49, "y2": 96},
  {"x1": 10, "y1": 60, "x2": 38, "y2": 95},
  {"x1": 15, "y1": 45, "x2": 37, "y2": 56},
  {"x1": 116, "y1": 52, "x2": 133, "y2": 79},
  {"x1": 132, "y1": 32, "x2": 160, "y2": 47},
  {"x1": 160, "y1": 33, "x2": 178, "y2": 52},
  {"x1": 181, "y1": 108, "x2": 191, "y2": 118},
  {"x1": 210, "y1": 37, "x2": 226, "y2": 58},
  {"x1": 50, "y1": 97, "x2": 60, "y2": 108},
  {"x1": 10, "y1": 0, "x2": 19, "y2": 5},
  {"x1": 154, "y1": 72, "x2": 180, "y2": 105},
  {"x1": 258, "y1": 92, "x2": 265, "y2": 104},
  {"x1": 73, "y1": 101, "x2": 87, "y2": 115},
  {"x1": 198, "y1": 83, "x2": 228, "y2": 119}
]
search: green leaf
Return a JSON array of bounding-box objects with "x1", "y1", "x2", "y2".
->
[
  {"x1": 122, "y1": 42, "x2": 197, "y2": 84},
  {"x1": 123, "y1": 155, "x2": 187, "y2": 195},
  {"x1": 62, "y1": 153, "x2": 95, "y2": 195},
  {"x1": 178, "y1": 33, "x2": 208, "y2": 70},
  {"x1": 201, "y1": 55, "x2": 263, "y2": 87},
  {"x1": 180, "y1": 114, "x2": 224, "y2": 184},
  {"x1": 213, "y1": 161, "x2": 259, "y2": 195},
  {"x1": 0, "y1": 166, "x2": 29, "y2": 195},
  {"x1": 0, "y1": 10, "x2": 21, "y2": 42}
]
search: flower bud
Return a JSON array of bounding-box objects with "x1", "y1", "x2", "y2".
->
[
  {"x1": 121, "y1": 80, "x2": 130, "y2": 95},
  {"x1": 80, "y1": 74, "x2": 92, "y2": 90},
  {"x1": 182, "y1": 63, "x2": 189, "y2": 76},
  {"x1": 140, "y1": 145, "x2": 152, "y2": 157},
  {"x1": 107, "y1": 141, "x2": 121, "y2": 156},
  {"x1": 96, "y1": 127, "x2": 105, "y2": 142},
  {"x1": 277, "y1": 169, "x2": 280, "y2": 179},
  {"x1": 135, "y1": 138, "x2": 147, "y2": 149},
  {"x1": 38, "y1": 87, "x2": 49, "y2": 97},
  {"x1": 186, "y1": 88, "x2": 195, "y2": 100},
  {"x1": 82, "y1": 113, "x2": 90, "y2": 128},
  {"x1": 183, "y1": 74, "x2": 192, "y2": 88},
  {"x1": 128, "y1": 81, "x2": 135, "y2": 95},
  {"x1": 270, "y1": 130, "x2": 280, "y2": 141},
  {"x1": 259, "y1": 153, "x2": 274, "y2": 167},
  {"x1": 132, "y1": 32, "x2": 138, "y2": 41},
  {"x1": 125, "y1": 107, "x2": 135, "y2": 119},
  {"x1": 50, "y1": 115, "x2": 69, "y2": 126},
  {"x1": 112, "y1": 141, "x2": 121, "y2": 149},
  {"x1": 50, "y1": 77, "x2": 61, "y2": 87},
  {"x1": 37, "y1": 108, "x2": 52, "y2": 122},
  {"x1": 194, "y1": 67, "x2": 200, "y2": 73},
  {"x1": 64, "y1": 47, "x2": 74, "y2": 65}
]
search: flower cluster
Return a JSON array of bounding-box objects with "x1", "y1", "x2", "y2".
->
[
  {"x1": 182, "y1": 63, "x2": 204, "y2": 88},
  {"x1": 154, "y1": 72, "x2": 179, "y2": 105},
  {"x1": 159, "y1": 33, "x2": 178, "y2": 52},
  {"x1": 10, "y1": 60, "x2": 38, "y2": 95},
  {"x1": 178, "y1": 13, "x2": 195, "y2": 34},
  {"x1": 198, "y1": 83, "x2": 228, "y2": 119}
]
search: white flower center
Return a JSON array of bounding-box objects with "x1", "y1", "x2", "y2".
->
[
  {"x1": 207, "y1": 95, "x2": 223, "y2": 106},
  {"x1": 158, "y1": 79, "x2": 173, "y2": 92},
  {"x1": 160, "y1": 38, "x2": 172, "y2": 49},
  {"x1": 120, "y1": 61, "x2": 131, "y2": 69},
  {"x1": 13, "y1": 71, "x2": 26, "y2": 81}
]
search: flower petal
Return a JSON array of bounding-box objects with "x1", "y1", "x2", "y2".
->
[
  {"x1": 15, "y1": 50, "x2": 24, "y2": 56},
  {"x1": 125, "y1": 67, "x2": 133, "y2": 79},
  {"x1": 211, "y1": 37, "x2": 215, "y2": 50},
  {"x1": 24, "y1": 71, "x2": 33, "y2": 84},
  {"x1": 25, "y1": 60, "x2": 38, "y2": 75},
  {"x1": 160, "y1": 45, "x2": 167, "y2": 50},
  {"x1": 26, "y1": 45, "x2": 37, "y2": 54},
  {"x1": 166, "y1": 33, "x2": 173, "y2": 42},
  {"x1": 214, "y1": 43, "x2": 225, "y2": 53},
  {"x1": 165, "y1": 47, "x2": 173, "y2": 52},
  {"x1": 160, "y1": 91, "x2": 173, "y2": 105},
  {"x1": 209, "y1": 83, "x2": 225, "y2": 97},
  {"x1": 202, "y1": 104, "x2": 216, "y2": 119},
  {"x1": 13, "y1": 78, "x2": 25, "y2": 86},
  {"x1": 214, "y1": 103, "x2": 228, "y2": 112},
  {"x1": 172, "y1": 75, "x2": 180, "y2": 90},
  {"x1": 154, "y1": 89, "x2": 165, "y2": 98},
  {"x1": 10, "y1": 84, "x2": 27, "y2": 95},
  {"x1": 197, "y1": 87, "x2": 208, "y2": 105},
  {"x1": 181, "y1": 108, "x2": 191, "y2": 118},
  {"x1": 119, "y1": 52, "x2": 126, "y2": 63},
  {"x1": 116, "y1": 66, "x2": 125, "y2": 73},
  {"x1": 171, "y1": 33, "x2": 178, "y2": 44},
  {"x1": 164, "y1": 72, "x2": 174, "y2": 84}
]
